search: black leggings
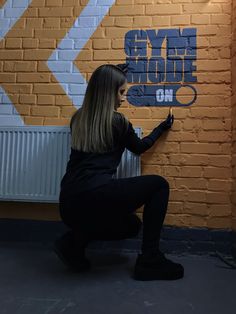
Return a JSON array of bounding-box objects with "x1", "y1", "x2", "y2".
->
[{"x1": 59, "y1": 174, "x2": 169, "y2": 254}]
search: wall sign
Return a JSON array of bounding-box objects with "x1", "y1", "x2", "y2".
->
[{"x1": 125, "y1": 28, "x2": 197, "y2": 107}]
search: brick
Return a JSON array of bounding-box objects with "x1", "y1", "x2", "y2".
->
[
  {"x1": 133, "y1": 16, "x2": 152, "y2": 27},
  {"x1": 195, "y1": 95, "x2": 230, "y2": 107},
  {"x1": 3, "y1": 84, "x2": 32, "y2": 94},
  {"x1": 163, "y1": 166, "x2": 181, "y2": 177},
  {"x1": 190, "y1": 107, "x2": 231, "y2": 118},
  {"x1": 94, "y1": 50, "x2": 124, "y2": 61},
  {"x1": 206, "y1": 192, "x2": 231, "y2": 204},
  {"x1": 169, "y1": 154, "x2": 209, "y2": 166},
  {"x1": 180, "y1": 166, "x2": 202, "y2": 178},
  {"x1": 208, "y1": 156, "x2": 231, "y2": 167},
  {"x1": 61, "y1": 106, "x2": 77, "y2": 117},
  {"x1": 23, "y1": 8, "x2": 38, "y2": 17},
  {"x1": 176, "y1": 178, "x2": 207, "y2": 190},
  {"x1": 198, "y1": 131, "x2": 231, "y2": 143},
  {"x1": 208, "y1": 179, "x2": 232, "y2": 192},
  {"x1": 116, "y1": 0, "x2": 135, "y2": 3},
  {"x1": 197, "y1": 25, "x2": 219, "y2": 36},
  {"x1": 33, "y1": 83, "x2": 66, "y2": 95},
  {"x1": 4, "y1": 61, "x2": 37, "y2": 72},
  {"x1": 5, "y1": 38, "x2": 22, "y2": 49},
  {"x1": 43, "y1": 18, "x2": 61, "y2": 28},
  {"x1": 31, "y1": 106, "x2": 59, "y2": 117},
  {"x1": 37, "y1": 95, "x2": 55, "y2": 105},
  {"x1": 101, "y1": 16, "x2": 115, "y2": 27},
  {"x1": 208, "y1": 217, "x2": 231, "y2": 229},
  {"x1": 7, "y1": 29, "x2": 34, "y2": 38},
  {"x1": 152, "y1": 16, "x2": 171, "y2": 26},
  {"x1": 35, "y1": 29, "x2": 67, "y2": 39},
  {"x1": 24, "y1": 49, "x2": 52, "y2": 60},
  {"x1": 211, "y1": 14, "x2": 231, "y2": 24},
  {"x1": 39, "y1": 39, "x2": 56, "y2": 49},
  {"x1": 39, "y1": 7, "x2": 73, "y2": 17},
  {"x1": 76, "y1": 50, "x2": 93, "y2": 61},
  {"x1": 208, "y1": 204, "x2": 231, "y2": 217},
  {"x1": 191, "y1": 14, "x2": 210, "y2": 24},
  {"x1": 111, "y1": 39, "x2": 124, "y2": 49},
  {"x1": 17, "y1": 73, "x2": 51, "y2": 83},
  {"x1": 184, "y1": 202, "x2": 208, "y2": 216},
  {"x1": 171, "y1": 15, "x2": 190, "y2": 25},
  {"x1": 0, "y1": 73, "x2": 16, "y2": 83},
  {"x1": 14, "y1": 104, "x2": 30, "y2": 115},
  {"x1": 222, "y1": 4, "x2": 231, "y2": 14},
  {"x1": 19, "y1": 94, "x2": 37, "y2": 105},
  {"x1": 24, "y1": 117, "x2": 44, "y2": 125},
  {"x1": 60, "y1": 17, "x2": 76, "y2": 28},
  {"x1": 115, "y1": 17, "x2": 133, "y2": 27},
  {"x1": 219, "y1": 47, "x2": 231, "y2": 58},
  {"x1": 198, "y1": 60, "x2": 230, "y2": 72},
  {"x1": 0, "y1": 50, "x2": 23, "y2": 60},
  {"x1": 26, "y1": 18, "x2": 43, "y2": 28},
  {"x1": 110, "y1": 5, "x2": 145, "y2": 16},
  {"x1": 55, "y1": 95, "x2": 72, "y2": 106},
  {"x1": 180, "y1": 143, "x2": 221, "y2": 154},
  {"x1": 197, "y1": 72, "x2": 231, "y2": 84},
  {"x1": 46, "y1": 0, "x2": 62, "y2": 6},
  {"x1": 22, "y1": 39, "x2": 38, "y2": 49},
  {"x1": 168, "y1": 202, "x2": 184, "y2": 214},
  {"x1": 142, "y1": 165, "x2": 162, "y2": 175},
  {"x1": 93, "y1": 39, "x2": 111, "y2": 49},
  {"x1": 105, "y1": 27, "x2": 131, "y2": 39},
  {"x1": 183, "y1": 118, "x2": 202, "y2": 130},
  {"x1": 183, "y1": 4, "x2": 221, "y2": 13},
  {"x1": 0, "y1": 39, "x2": 4, "y2": 49},
  {"x1": 187, "y1": 191, "x2": 207, "y2": 202},
  {"x1": 146, "y1": 5, "x2": 181, "y2": 15},
  {"x1": 203, "y1": 167, "x2": 231, "y2": 179},
  {"x1": 62, "y1": 0, "x2": 78, "y2": 5},
  {"x1": 210, "y1": 36, "x2": 231, "y2": 47},
  {"x1": 44, "y1": 118, "x2": 70, "y2": 125}
]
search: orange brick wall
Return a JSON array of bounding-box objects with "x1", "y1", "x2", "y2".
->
[
  {"x1": 232, "y1": 0, "x2": 236, "y2": 231},
  {"x1": 0, "y1": 0, "x2": 234, "y2": 229}
]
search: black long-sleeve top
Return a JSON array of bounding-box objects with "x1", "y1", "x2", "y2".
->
[{"x1": 59, "y1": 113, "x2": 164, "y2": 199}]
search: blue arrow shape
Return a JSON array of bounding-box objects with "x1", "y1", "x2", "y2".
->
[{"x1": 47, "y1": 0, "x2": 116, "y2": 108}]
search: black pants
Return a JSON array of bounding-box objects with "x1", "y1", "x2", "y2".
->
[{"x1": 59, "y1": 174, "x2": 169, "y2": 254}]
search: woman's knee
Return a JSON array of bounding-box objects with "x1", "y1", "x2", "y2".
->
[{"x1": 149, "y1": 175, "x2": 169, "y2": 190}]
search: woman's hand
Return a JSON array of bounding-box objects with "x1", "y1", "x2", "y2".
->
[{"x1": 158, "y1": 114, "x2": 174, "y2": 131}]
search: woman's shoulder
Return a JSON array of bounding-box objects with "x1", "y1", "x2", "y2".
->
[{"x1": 113, "y1": 111, "x2": 129, "y2": 130}]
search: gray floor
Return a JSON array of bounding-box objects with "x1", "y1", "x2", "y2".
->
[{"x1": 0, "y1": 244, "x2": 236, "y2": 314}]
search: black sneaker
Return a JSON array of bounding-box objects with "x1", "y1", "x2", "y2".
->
[
  {"x1": 54, "y1": 235, "x2": 91, "y2": 273},
  {"x1": 133, "y1": 251, "x2": 184, "y2": 281}
]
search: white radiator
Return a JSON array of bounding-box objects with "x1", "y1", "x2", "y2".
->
[{"x1": 0, "y1": 126, "x2": 141, "y2": 203}]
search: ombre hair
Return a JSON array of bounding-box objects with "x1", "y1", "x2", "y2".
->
[{"x1": 70, "y1": 64, "x2": 129, "y2": 153}]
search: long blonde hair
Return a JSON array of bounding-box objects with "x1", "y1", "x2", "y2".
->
[{"x1": 71, "y1": 64, "x2": 129, "y2": 153}]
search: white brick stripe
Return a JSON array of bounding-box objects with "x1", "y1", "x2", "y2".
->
[
  {"x1": 0, "y1": 87, "x2": 24, "y2": 126},
  {"x1": 47, "y1": 0, "x2": 116, "y2": 108},
  {"x1": 0, "y1": 0, "x2": 32, "y2": 126},
  {"x1": 0, "y1": 0, "x2": 32, "y2": 40}
]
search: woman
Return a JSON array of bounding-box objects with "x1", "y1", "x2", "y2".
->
[{"x1": 55, "y1": 64, "x2": 184, "y2": 281}]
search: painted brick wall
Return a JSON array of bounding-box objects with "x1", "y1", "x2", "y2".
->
[
  {"x1": 232, "y1": 0, "x2": 236, "y2": 232},
  {"x1": 0, "y1": 0, "x2": 234, "y2": 229}
]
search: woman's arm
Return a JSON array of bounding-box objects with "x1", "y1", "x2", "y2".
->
[{"x1": 124, "y1": 115, "x2": 174, "y2": 155}]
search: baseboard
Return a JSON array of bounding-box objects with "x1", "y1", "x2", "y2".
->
[{"x1": 0, "y1": 219, "x2": 234, "y2": 256}]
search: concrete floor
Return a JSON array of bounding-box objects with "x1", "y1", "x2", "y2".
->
[{"x1": 0, "y1": 244, "x2": 236, "y2": 314}]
